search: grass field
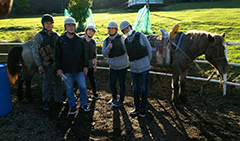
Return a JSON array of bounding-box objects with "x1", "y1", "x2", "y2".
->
[{"x1": 0, "y1": 0, "x2": 240, "y2": 63}]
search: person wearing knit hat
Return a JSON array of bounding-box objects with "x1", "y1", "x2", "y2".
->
[
  {"x1": 102, "y1": 21, "x2": 129, "y2": 107},
  {"x1": 119, "y1": 20, "x2": 152, "y2": 117},
  {"x1": 83, "y1": 25, "x2": 99, "y2": 100},
  {"x1": 31, "y1": 14, "x2": 65, "y2": 111}
]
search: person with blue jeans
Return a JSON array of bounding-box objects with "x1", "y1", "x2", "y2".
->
[
  {"x1": 102, "y1": 21, "x2": 129, "y2": 107},
  {"x1": 31, "y1": 14, "x2": 65, "y2": 111},
  {"x1": 120, "y1": 20, "x2": 152, "y2": 117},
  {"x1": 55, "y1": 17, "x2": 90, "y2": 114}
]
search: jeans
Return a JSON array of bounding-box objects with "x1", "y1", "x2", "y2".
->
[
  {"x1": 42, "y1": 65, "x2": 62, "y2": 103},
  {"x1": 64, "y1": 72, "x2": 88, "y2": 108},
  {"x1": 131, "y1": 69, "x2": 149, "y2": 110},
  {"x1": 109, "y1": 67, "x2": 127, "y2": 102},
  {"x1": 87, "y1": 68, "x2": 97, "y2": 94}
]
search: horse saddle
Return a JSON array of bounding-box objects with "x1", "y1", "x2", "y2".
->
[
  {"x1": 169, "y1": 24, "x2": 179, "y2": 40},
  {"x1": 148, "y1": 24, "x2": 180, "y2": 68}
]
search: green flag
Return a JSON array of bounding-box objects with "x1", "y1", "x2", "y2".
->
[{"x1": 133, "y1": 5, "x2": 152, "y2": 34}]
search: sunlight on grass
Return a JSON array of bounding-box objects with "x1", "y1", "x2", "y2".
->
[{"x1": 0, "y1": 0, "x2": 240, "y2": 63}]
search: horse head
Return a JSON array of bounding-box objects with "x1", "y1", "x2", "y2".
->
[
  {"x1": 205, "y1": 33, "x2": 228, "y2": 74},
  {"x1": 0, "y1": 0, "x2": 13, "y2": 17}
]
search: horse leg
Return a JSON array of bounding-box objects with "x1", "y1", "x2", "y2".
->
[
  {"x1": 26, "y1": 78, "x2": 34, "y2": 101},
  {"x1": 171, "y1": 73, "x2": 180, "y2": 104},
  {"x1": 179, "y1": 69, "x2": 189, "y2": 103},
  {"x1": 17, "y1": 77, "x2": 24, "y2": 101}
]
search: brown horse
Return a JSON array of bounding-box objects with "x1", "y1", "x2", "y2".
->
[
  {"x1": 147, "y1": 29, "x2": 228, "y2": 103},
  {"x1": 0, "y1": 0, "x2": 13, "y2": 17}
]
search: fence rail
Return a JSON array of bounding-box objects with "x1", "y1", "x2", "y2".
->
[{"x1": 1, "y1": 41, "x2": 240, "y2": 96}]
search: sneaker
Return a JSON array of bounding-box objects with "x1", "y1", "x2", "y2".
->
[
  {"x1": 93, "y1": 94, "x2": 100, "y2": 100},
  {"x1": 70, "y1": 105, "x2": 77, "y2": 114},
  {"x1": 81, "y1": 105, "x2": 90, "y2": 112},
  {"x1": 55, "y1": 101, "x2": 67, "y2": 106},
  {"x1": 112, "y1": 101, "x2": 123, "y2": 107},
  {"x1": 139, "y1": 110, "x2": 146, "y2": 117},
  {"x1": 43, "y1": 102, "x2": 49, "y2": 111},
  {"x1": 108, "y1": 98, "x2": 113, "y2": 104},
  {"x1": 130, "y1": 109, "x2": 140, "y2": 115},
  {"x1": 87, "y1": 96, "x2": 91, "y2": 103}
]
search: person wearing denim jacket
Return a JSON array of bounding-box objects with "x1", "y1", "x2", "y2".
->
[
  {"x1": 102, "y1": 21, "x2": 129, "y2": 107},
  {"x1": 119, "y1": 20, "x2": 152, "y2": 117},
  {"x1": 55, "y1": 17, "x2": 90, "y2": 114}
]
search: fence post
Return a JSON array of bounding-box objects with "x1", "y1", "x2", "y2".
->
[{"x1": 223, "y1": 44, "x2": 228, "y2": 96}]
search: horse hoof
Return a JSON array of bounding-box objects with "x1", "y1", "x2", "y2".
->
[
  {"x1": 18, "y1": 96, "x2": 23, "y2": 101},
  {"x1": 27, "y1": 96, "x2": 35, "y2": 101},
  {"x1": 171, "y1": 98, "x2": 181, "y2": 105},
  {"x1": 179, "y1": 95, "x2": 188, "y2": 103}
]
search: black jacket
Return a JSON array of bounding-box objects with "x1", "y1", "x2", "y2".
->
[{"x1": 54, "y1": 33, "x2": 88, "y2": 73}]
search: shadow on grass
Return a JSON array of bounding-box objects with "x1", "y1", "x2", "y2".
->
[{"x1": 0, "y1": 26, "x2": 31, "y2": 31}]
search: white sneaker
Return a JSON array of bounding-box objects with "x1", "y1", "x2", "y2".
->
[{"x1": 108, "y1": 98, "x2": 113, "y2": 104}]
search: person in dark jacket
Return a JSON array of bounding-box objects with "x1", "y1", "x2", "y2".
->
[
  {"x1": 119, "y1": 20, "x2": 152, "y2": 117},
  {"x1": 83, "y1": 25, "x2": 99, "y2": 100},
  {"x1": 55, "y1": 17, "x2": 90, "y2": 114},
  {"x1": 31, "y1": 14, "x2": 65, "y2": 111}
]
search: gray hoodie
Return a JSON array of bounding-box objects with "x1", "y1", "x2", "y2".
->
[
  {"x1": 102, "y1": 32, "x2": 129, "y2": 70},
  {"x1": 124, "y1": 31, "x2": 152, "y2": 73}
]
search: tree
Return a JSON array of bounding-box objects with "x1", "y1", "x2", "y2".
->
[
  {"x1": 12, "y1": 0, "x2": 31, "y2": 15},
  {"x1": 68, "y1": 0, "x2": 92, "y2": 32}
]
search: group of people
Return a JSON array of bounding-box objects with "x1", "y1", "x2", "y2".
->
[{"x1": 32, "y1": 14, "x2": 152, "y2": 117}]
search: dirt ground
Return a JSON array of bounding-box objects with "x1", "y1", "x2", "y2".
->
[{"x1": 1, "y1": 69, "x2": 240, "y2": 141}]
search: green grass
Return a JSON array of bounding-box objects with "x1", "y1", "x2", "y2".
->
[{"x1": 0, "y1": 0, "x2": 240, "y2": 63}]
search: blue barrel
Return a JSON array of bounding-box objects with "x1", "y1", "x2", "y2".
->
[{"x1": 0, "y1": 64, "x2": 12, "y2": 116}]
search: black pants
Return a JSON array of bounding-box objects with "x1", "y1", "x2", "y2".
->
[{"x1": 87, "y1": 68, "x2": 97, "y2": 94}]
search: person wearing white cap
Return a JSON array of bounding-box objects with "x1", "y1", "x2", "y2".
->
[
  {"x1": 119, "y1": 20, "x2": 152, "y2": 117},
  {"x1": 83, "y1": 25, "x2": 99, "y2": 100},
  {"x1": 55, "y1": 17, "x2": 90, "y2": 114},
  {"x1": 102, "y1": 21, "x2": 129, "y2": 107}
]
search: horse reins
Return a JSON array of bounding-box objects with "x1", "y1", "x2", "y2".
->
[
  {"x1": 171, "y1": 36, "x2": 206, "y2": 75},
  {"x1": 207, "y1": 42, "x2": 226, "y2": 65},
  {"x1": 170, "y1": 33, "x2": 224, "y2": 89}
]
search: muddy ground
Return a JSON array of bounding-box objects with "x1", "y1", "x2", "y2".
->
[{"x1": 1, "y1": 68, "x2": 240, "y2": 141}]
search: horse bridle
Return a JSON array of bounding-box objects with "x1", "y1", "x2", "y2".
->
[{"x1": 206, "y1": 42, "x2": 226, "y2": 65}]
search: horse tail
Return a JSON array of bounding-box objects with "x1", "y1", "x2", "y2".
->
[{"x1": 7, "y1": 45, "x2": 23, "y2": 84}]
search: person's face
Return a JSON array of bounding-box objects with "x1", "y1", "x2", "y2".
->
[
  {"x1": 108, "y1": 28, "x2": 117, "y2": 35},
  {"x1": 86, "y1": 29, "x2": 95, "y2": 37},
  {"x1": 43, "y1": 21, "x2": 53, "y2": 31},
  {"x1": 122, "y1": 26, "x2": 131, "y2": 34},
  {"x1": 65, "y1": 24, "x2": 76, "y2": 33}
]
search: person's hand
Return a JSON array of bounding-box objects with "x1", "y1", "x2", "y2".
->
[
  {"x1": 57, "y1": 69, "x2": 63, "y2": 77},
  {"x1": 109, "y1": 41, "x2": 113, "y2": 49},
  {"x1": 83, "y1": 67, "x2": 88, "y2": 76},
  {"x1": 38, "y1": 65, "x2": 45, "y2": 73},
  {"x1": 94, "y1": 67, "x2": 97, "y2": 72}
]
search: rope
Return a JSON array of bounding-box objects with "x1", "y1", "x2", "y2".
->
[{"x1": 169, "y1": 34, "x2": 221, "y2": 93}]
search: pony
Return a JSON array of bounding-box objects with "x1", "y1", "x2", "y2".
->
[
  {"x1": 7, "y1": 32, "x2": 84, "y2": 101},
  {"x1": 147, "y1": 27, "x2": 228, "y2": 103},
  {"x1": 7, "y1": 40, "x2": 37, "y2": 101}
]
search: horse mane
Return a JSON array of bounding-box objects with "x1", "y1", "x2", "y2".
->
[{"x1": 186, "y1": 30, "x2": 225, "y2": 46}]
